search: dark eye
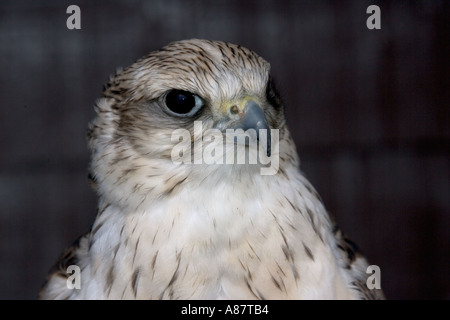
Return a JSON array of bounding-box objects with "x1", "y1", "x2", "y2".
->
[{"x1": 164, "y1": 89, "x2": 204, "y2": 115}]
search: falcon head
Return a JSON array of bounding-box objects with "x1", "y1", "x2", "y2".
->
[{"x1": 88, "y1": 39, "x2": 297, "y2": 211}]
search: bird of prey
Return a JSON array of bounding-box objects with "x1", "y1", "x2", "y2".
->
[{"x1": 39, "y1": 39, "x2": 384, "y2": 300}]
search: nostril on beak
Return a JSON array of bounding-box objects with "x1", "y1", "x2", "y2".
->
[
  {"x1": 230, "y1": 105, "x2": 239, "y2": 115},
  {"x1": 230, "y1": 101, "x2": 272, "y2": 157}
]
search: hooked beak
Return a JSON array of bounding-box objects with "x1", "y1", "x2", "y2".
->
[{"x1": 222, "y1": 98, "x2": 271, "y2": 157}]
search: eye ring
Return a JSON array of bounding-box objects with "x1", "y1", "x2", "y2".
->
[{"x1": 163, "y1": 89, "x2": 204, "y2": 116}]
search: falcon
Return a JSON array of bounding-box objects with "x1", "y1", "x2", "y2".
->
[{"x1": 39, "y1": 39, "x2": 384, "y2": 300}]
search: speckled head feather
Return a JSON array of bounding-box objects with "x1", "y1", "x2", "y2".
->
[
  {"x1": 103, "y1": 39, "x2": 271, "y2": 103},
  {"x1": 40, "y1": 39, "x2": 384, "y2": 300}
]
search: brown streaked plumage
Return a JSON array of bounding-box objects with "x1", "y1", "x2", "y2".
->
[{"x1": 39, "y1": 39, "x2": 384, "y2": 300}]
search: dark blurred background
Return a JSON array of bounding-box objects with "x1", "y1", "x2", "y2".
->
[{"x1": 0, "y1": 0, "x2": 448, "y2": 300}]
